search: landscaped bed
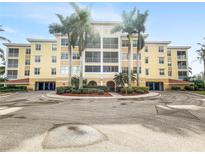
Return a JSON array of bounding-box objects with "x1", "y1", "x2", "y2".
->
[
  {"x1": 60, "y1": 92, "x2": 112, "y2": 97},
  {"x1": 116, "y1": 86, "x2": 149, "y2": 96}
]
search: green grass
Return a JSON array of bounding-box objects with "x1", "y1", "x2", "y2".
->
[{"x1": 192, "y1": 91, "x2": 205, "y2": 95}]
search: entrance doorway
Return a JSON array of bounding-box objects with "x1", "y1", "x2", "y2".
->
[
  {"x1": 107, "y1": 81, "x2": 115, "y2": 92},
  {"x1": 35, "y1": 82, "x2": 56, "y2": 91},
  {"x1": 146, "y1": 82, "x2": 164, "y2": 91}
]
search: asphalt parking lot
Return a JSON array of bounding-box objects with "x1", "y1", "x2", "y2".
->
[{"x1": 0, "y1": 91, "x2": 205, "y2": 152}]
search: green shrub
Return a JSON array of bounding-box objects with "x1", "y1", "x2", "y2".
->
[
  {"x1": 98, "y1": 89, "x2": 104, "y2": 95},
  {"x1": 83, "y1": 86, "x2": 108, "y2": 92},
  {"x1": 135, "y1": 88, "x2": 145, "y2": 94},
  {"x1": 127, "y1": 87, "x2": 133, "y2": 94},
  {"x1": 133, "y1": 87, "x2": 149, "y2": 93},
  {"x1": 171, "y1": 86, "x2": 181, "y2": 90},
  {"x1": 0, "y1": 85, "x2": 27, "y2": 93},
  {"x1": 120, "y1": 87, "x2": 127, "y2": 94},
  {"x1": 116, "y1": 87, "x2": 123, "y2": 93},
  {"x1": 184, "y1": 85, "x2": 195, "y2": 91},
  {"x1": 56, "y1": 87, "x2": 65, "y2": 94},
  {"x1": 194, "y1": 79, "x2": 205, "y2": 89}
]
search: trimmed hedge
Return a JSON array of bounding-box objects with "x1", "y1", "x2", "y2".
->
[
  {"x1": 0, "y1": 85, "x2": 27, "y2": 92},
  {"x1": 184, "y1": 85, "x2": 195, "y2": 91},
  {"x1": 119, "y1": 86, "x2": 149, "y2": 94},
  {"x1": 171, "y1": 86, "x2": 181, "y2": 90},
  {"x1": 83, "y1": 85, "x2": 108, "y2": 92},
  {"x1": 133, "y1": 87, "x2": 149, "y2": 93}
]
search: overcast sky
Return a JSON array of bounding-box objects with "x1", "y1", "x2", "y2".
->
[{"x1": 0, "y1": 2, "x2": 204, "y2": 75}]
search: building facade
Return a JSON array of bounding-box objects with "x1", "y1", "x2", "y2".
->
[{"x1": 3, "y1": 21, "x2": 191, "y2": 91}]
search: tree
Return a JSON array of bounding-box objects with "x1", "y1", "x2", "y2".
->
[
  {"x1": 111, "y1": 8, "x2": 137, "y2": 88},
  {"x1": 196, "y1": 38, "x2": 205, "y2": 80},
  {"x1": 134, "y1": 10, "x2": 149, "y2": 86},
  {"x1": 114, "y1": 72, "x2": 136, "y2": 87},
  {"x1": 0, "y1": 25, "x2": 10, "y2": 76},
  {"x1": 49, "y1": 14, "x2": 78, "y2": 86},
  {"x1": 71, "y1": 76, "x2": 87, "y2": 88},
  {"x1": 70, "y1": 2, "x2": 93, "y2": 89}
]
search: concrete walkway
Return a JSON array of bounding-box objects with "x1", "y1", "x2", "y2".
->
[{"x1": 45, "y1": 91, "x2": 160, "y2": 99}]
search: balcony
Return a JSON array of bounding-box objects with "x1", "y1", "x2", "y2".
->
[
  {"x1": 103, "y1": 58, "x2": 118, "y2": 63},
  {"x1": 103, "y1": 44, "x2": 118, "y2": 49},
  {"x1": 178, "y1": 65, "x2": 187, "y2": 69},
  {"x1": 86, "y1": 43, "x2": 100, "y2": 48},
  {"x1": 178, "y1": 76, "x2": 187, "y2": 80},
  {"x1": 177, "y1": 55, "x2": 187, "y2": 60},
  {"x1": 85, "y1": 57, "x2": 100, "y2": 63}
]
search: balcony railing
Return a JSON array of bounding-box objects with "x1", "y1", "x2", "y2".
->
[
  {"x1": 103, "y1": 58, "x2": 118, "y2": 63},
  {"x1": 178, "y1": 76, "x2": 187, "y2": 80},
  {"x1": 178, "y1": 65, "x2": 187, "y2": 69},
  {"x1": 7, "y1": 75, "x2": 17, "y2": 79},
  {"x1": 85, "y1": 57, "x2": 100, "y2": 63},
  {"x1": 103, "y1": 44, "x2": 118, "y2": 49},
  {"x1": 86, "y1": 43, "x2": 101, "y2": 48},
  {"x1": 177, "y1": 55, "x2": 187, "y2": 60},
  {"x1": 7, "y1": 64, "x2": 18, "y2": 68}
]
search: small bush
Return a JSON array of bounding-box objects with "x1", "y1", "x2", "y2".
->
[
  {"x1": 98, "y1": 89, "x2": 104, "y2": 95},
  {"x1": 120, "y1": 87, "x2": 127, "y2": 94},
  {"x1": 133, "y1": 87, "x2": 149, "y2": 93},
  {"x1": 171, "y1": 86, "x2": 181, "y2": 90},
  {"x1": 135, "y1": 88, "x2": 144, "y2": 94},
  {"x1": 184, "y1": 85, "x2": 195, "y2": 91},
  {"x1": 127, "y1": 87, "x2": 133, "y2": 94},
  {"x1": 116, "y1": 87, "x2": 123, "y2": 93},
  {"x1": 83, "y1": 85, "x2": 108, "y2": 92},
  {"x1": 56, "y1": 87, "x2": 65, "y2": 94},
  {"x1": 0, "y1": 85, "x2": 27, "y2": 93}
]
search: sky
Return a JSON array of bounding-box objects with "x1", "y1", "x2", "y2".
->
[{"x1": 0, "y1": 2, "x2": 204, "y2": 75}]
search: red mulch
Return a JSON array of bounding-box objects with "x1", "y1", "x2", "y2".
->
[
  {"x1": 118, "y1": 92, "x2": 149, "y2": 96},
  {"x1": 59, "y1": 92, "x2": 112, "y2": 97}
]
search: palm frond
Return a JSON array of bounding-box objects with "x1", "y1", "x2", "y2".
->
[{"x1": 0, "y1": 36, "x2": 10, "y2": 42}]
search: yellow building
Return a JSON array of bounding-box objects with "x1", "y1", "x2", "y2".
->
[{"x1": 3, "y1": 21, "x2": 191, "y2": 91}]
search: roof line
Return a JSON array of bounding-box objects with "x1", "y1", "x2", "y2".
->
[
  {"x1": 27, "y1": 38, "x2": 56, "y2": 42},
  {"x1": 3, "y1": 43, "x2": 30, "y2": 47}
]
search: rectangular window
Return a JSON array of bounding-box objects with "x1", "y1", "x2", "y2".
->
[
  {"x1": 25, "y1": 59, "x2": 30, "y2": 65},
  {"x1": 51, "y1": 68, "x2": 56, "y2": 75},
  {"x1": 7, "y1": 70, "x2": 18, "y2": 79},
  {"x1": 85, "y1": 52, "x2": 100, "y2": 62},
  {"x1": 145, "y1": 46, "x2": 148, "y2": 52},
  {"x1": 103, "y1": 66, "x2": 118, "y2": 72},
  {"x1": 61, "y1": 39, "x2": 68, "y2": 46},
  {"x1": 103, "y1": 38, "x2": 118, "y2": 49},
  {"x1": 26, "y1": 48, "x2": 31, "y2": 54},
  {"x1": 61, "y1": 53, "x2": 68, "y2": 60},
  {"x1": 159, "y1": 69, "x2": 165, "y2": 76},
  {"x1": 133, "y1": 53, "x2": 141, "y2": 60},
  {"x1": 60, "y1": 66, "x2": 68, "y2": 75},
  {"x1": 159, "y1": 57, "x2": 164, "y2": 64},
  {"x1": 86, "y1": 36, "x2": 101, "y2": 48},
  {"x1": 133, "y1": 40, "x2": 137, "y2": 47},
  {"x1": 168, "y1": 71, "x2": 172, "y2": 76},
  {"x1": 167, "y1": 49, "x2": 171, "y2": 56},
  {"x1": 145, "y1": 69, "x2": 149, "y2": 75},
  {"x1": 178, "y1": 61, "x2": 187, "y2": 69},
  {"x1": 85, "y1": 66, "x2": 101, "y2": 72},
  {"x1": 24, "y1": 70, "x2": 30, "y2": 76},
  {"x1": 73, "y1": 53, "x2": 80, "y2": 60},
  {"x1": 177, "y1": 51, "x2": 186, "y2": 59},
  {"x1": 103, "y1": 52, "x2": 118, "y2": 63},
  {"x1": 122, "y1": 40, "x2": 129, "y2": 47},
  {"x1": 51, "y1": 56, "x2": 57, "y2": 63},
  {"x1": 178, "y1": 71, "x2": 187, "y2": 79},
  {"x1": 7, "y1": 59, "x2": 18, "y2": 68},
  {"x1": 133, "y1": 67, "x2": 141, "y2": 74},
  {"x1": 145, "y1": 57, "x2": 149, "y2": 64},
  {"x1": 34, "y1": 68, "x2": 40, "y2": 75},
  {"x1": 159, "y1": 46, "x2": 164, "y2": 52},
  {"x1": 35, "y1": 56, "x2": 41, "y2": 63},
  {"x1": 121, "y1": 53, "x2": 128, "y2": 60},
  {"x1": 168, "y1": 63, "x2": 172, "y2": 67},
  {"x1": 121, "y1": 67, "x2": 128, "y2": 73},
  {"x1": 35, "y1": 44, "x2": 41, "y2": 51},
  {"x1": 52, "y1": 43, "x2": 57, "y2": 51},
  {"x1": 8, "y1": 48, "x2": 19, "y2": 57}
]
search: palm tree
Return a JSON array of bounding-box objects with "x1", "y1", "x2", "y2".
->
[
  {"x1": 70, "y1": 2, "x2": 92, "y2": 89},
  {"x1": 196, "y1": 38, "x2": 205, "y2": 80},
  {"x1": 49, "y1": 14, "x2": 78, "y2": 86},
  {"x1": 111, "y1": 8, "x2": 137, "y2": 88},
  {"x1": 0, "y1": 25, "x2": 10, "y2": 76},
  {"x1": 134, "y1": 10, "x2": 149, "y2": 86},
  {"x1": 114, "y1": 72, "x2": 136, "y2": 87}
]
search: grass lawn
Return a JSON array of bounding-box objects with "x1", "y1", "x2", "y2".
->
[{"x1": 192, "y1": 91, "x2": 205, "y2": 95}]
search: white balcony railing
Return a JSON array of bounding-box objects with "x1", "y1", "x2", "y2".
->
[
  {"x1": 103, "y1": 44, "x2": 118, "y2": 49},
  {"x1": 103, "y1": 58, "x2": 118, "y2": 63},
  {"x1": 177, "y1": 55, "x2": 187, "y2": 60},
  {"x1": 85, "y1": 57, "x2": 101, "y2": 63}
]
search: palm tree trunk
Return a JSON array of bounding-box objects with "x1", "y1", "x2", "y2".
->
[
  {"x1": 128, "y1": 39, "x2": 132, "y2": 88},
  {"x1": 203, "y1": 59, "x2": 205, "y2": 80},
  {"x1": 136, "y1": 50, "x2": 140, "y2": 86},
  {"x1": 79, "y1": 51, "x2": 84, "y2": 89},
  {"x1": 68, "y1": 44, "x2": 72, "y2": 86}
]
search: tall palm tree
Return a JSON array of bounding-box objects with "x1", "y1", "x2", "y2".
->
[
  {"x1": 196, "y1": 38, "x2": 205, "y2": 80},
  {"x1": 49, "y1": 14, "x2": 78, "y2": 86},
  {"x1": 111, "y1": 8, "x2": 137, "y2": 88},
  {"x1": 114, "y1": 72, "x2": 136, "y2": 87},
  {"x1": 0, "y1": 25, "x2": 10, "y2": 75},
  {"x1": 70, "y1": 2, "x2": 92, "y2": 89},
  {"x1": 134, "y1": 10, "x2": 148, "y2": 86}
]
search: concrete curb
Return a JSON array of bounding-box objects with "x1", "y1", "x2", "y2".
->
[
  {"x1": 46, "y1": 92, "x2": 161, "y2": 99},
  {"x1": 180, "y1": 91, "x2": 205, "y2": 98}
]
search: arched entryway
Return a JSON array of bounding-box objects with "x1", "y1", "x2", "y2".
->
[
  {"x1": 107, "y1": 81, "x2": 115, "y2": 92},
  {"x1": 88, "y1": 80, "x2": 97, "y2": 86}
]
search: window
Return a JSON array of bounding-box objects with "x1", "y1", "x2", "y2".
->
[
  {"x1": 103, "y1": 52, "x2": 118, "y2": 63},
  {"x1": 159, "y1": 69, "x2": 165, "y2": 76},
  {"x1": 7, "y1": 59, "x2": 18, "y2": 68},
  {"x1": 159, "y1": 57, "x2": 164, "y2": 64},
  {"x1": 177, "y1": 51, "x2": 186, "y2": 59},
  {"x1": 61, "y1": 39, "x2": 68, "y2": 46},
  {"x1": 167, "y1": 49, "x2": 171, "y2": 56},
  {"x1": 103, "y1": 66, "x2": 118, "y2": 72},
  {"x1": 26, "y1": 48, "x2": 31, "y2": 54},
  {"x1": 25, "y1": 59, "x2": 30, "y2": 65},
  {"x1": 7, "y1": 70, "x2": 17, "y2": 79},
  {"x1": 51, "y1": 68, "x2": 56, "y2": 75},
  {"x1": 35, "y1": 44, "x2": 41, "y2": 51},
  {"x1": 145, "y1": 69, "x2": 149, "y2": 75},
  {"x1": 86, "y1": 36, "x2": 101, "y2": 48},
  {"x1": 35, "y1": 56, "x2": 41, "y2": 63},
  {"x1": 60, "y1": 66, "x2": 68, "y2": 75},
  {"x1": 159, "y1": 46, "x2": 164, "y2": 52},
  {"x1": 61, "y1": 53, "x2": 68, "y2": 60},
  {"x1": 52, "y1": 43, "x2": 57, "y2": 51},
  {"x1": 34, "y1": 68, "x2": 40, "y2": 75},
  {"x1": 145, "y1": 57, "x2": 149, "y2": 64},
  {"x1": 178, "y1": 71, "x2": 187, "y2": 79},
  {"x1": 85, "y1": 52, "x2": 100, "y2": 62},
  {"x1": 122, "y1": 67, "x2": 128, "y2": 73},
  {"x1": 85, "y1": 66, "x2": 101, "y2": 72},
  {"x1": 168, "y1": 71, "x2": 172, "y2": 76},
  {"x1": 178, "y1": 61, "x2": 187, "y2": 69},
  {"x1": 133, "y1": 67, "x2": 141, "y2": 74},
  {"x1": 72, "y1": 66, "x2": 80, "y2": 74},
  {"x1": 51, "y1": 56, "x2": 57, "y2": 63},
  {"x1": 168, "y1": 63, "x2": 172, "y2": 67},
  {"x1": 122, "y1": 40, "x2": 129, "y2": 47},
  {"x1": 133, "y1": 53, "x2": 141, "y2": 60},
  {"x1": 8, "y1": 48, "x2": 19, "y2": 57},
  {"x1": 103, "y1": 38, "x2": 118, "y2": 49},
  {"x1": 121, "y1": 53, "x2": 128, "y2": 60},
  {"x1": 73, "y1": 53, "x2": 80, "y2": 60},
  {"x1": 133, "y1": 40, "x2": 137, "y2": 47},
  {"x1": 145, "y1": 46, "x2": 148, "y2": 52},
  {"x1": 24, "y1": 70, "x2": 30, "y2": 76}
]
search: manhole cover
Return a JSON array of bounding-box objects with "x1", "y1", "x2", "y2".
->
[{"x1": 42, "y1": 123, "x2": 107, "y2": 149}]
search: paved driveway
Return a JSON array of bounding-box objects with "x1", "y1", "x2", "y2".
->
[{"x1": 0, "y1": 91, "x2": 205, "y2": 151}]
